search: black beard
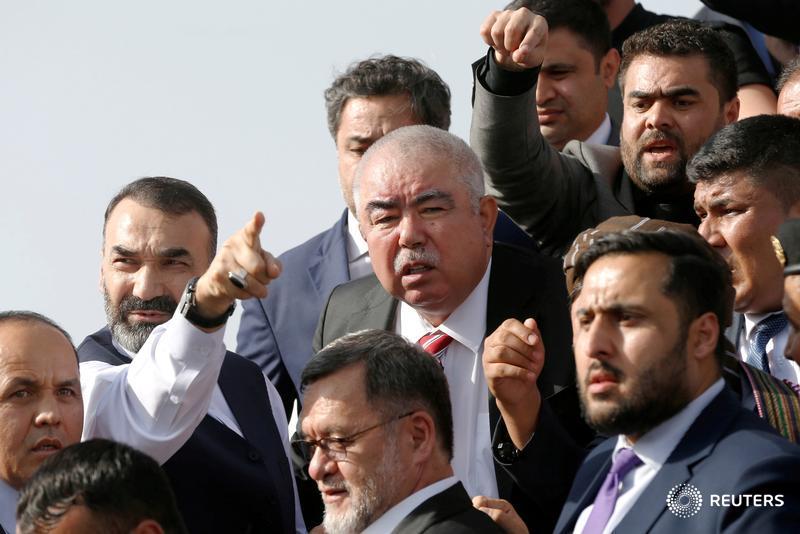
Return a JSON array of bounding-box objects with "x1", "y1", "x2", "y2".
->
[
  {"x1": 103, "y1": 292, "x2": 177, "y2": 353},
  {"x1": 578, "y1": 337, "x2": 692, "y2": 438},
  {"x1": 621, "y1": 131, "x2": 691, "y2": 198}
]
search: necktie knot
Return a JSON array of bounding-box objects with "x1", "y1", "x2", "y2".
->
[
  {"x1": 581, "y1": 448, "x2": 642, "y2": 534},
  {"x1": 417, "y1": 330, "x2": 453, "y2": 359},
  {"x1": 747, "y1": 313, "x2": 788, "y2": 374}
]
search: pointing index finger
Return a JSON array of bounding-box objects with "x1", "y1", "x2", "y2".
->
[{"x1": 242, "y1": 211, "x2": 265, "y2": 250}]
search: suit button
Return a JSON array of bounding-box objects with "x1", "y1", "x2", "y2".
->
[{"x1": 248, "y1": 450, "x2": 261, "y2": 462}]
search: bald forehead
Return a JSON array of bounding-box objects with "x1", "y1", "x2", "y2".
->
[{"x1": 778, "y1": 78, "x2": 800, "y2": 119}]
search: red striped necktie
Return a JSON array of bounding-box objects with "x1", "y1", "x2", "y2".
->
[{"x1": 417, "y1": 330, "x2": 453, "y2": 364}]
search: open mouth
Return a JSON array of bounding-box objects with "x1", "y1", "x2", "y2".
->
[
  {"x1": 400, "y1": 262, "x2": 434, "y2": 276},
  {"x1": 31, "y1": 438, "x2": 62, "y2": 453}
]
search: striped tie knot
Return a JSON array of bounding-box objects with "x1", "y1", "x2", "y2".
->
[{"x1": 417, "y1": 330, "x2": 453, "y2": 362}]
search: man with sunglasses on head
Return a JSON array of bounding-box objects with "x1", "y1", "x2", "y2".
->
[{"x1": 295, "y1": 330, "x2": 502, "y2": 534}]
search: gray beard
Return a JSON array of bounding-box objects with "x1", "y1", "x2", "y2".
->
[{"x1": 103, "y1": 290, "x2": 176, "y2": 353}]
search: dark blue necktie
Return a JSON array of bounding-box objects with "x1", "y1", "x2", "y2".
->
[{"x1": 746, "y1": 313, "x2": 788, "y2": 374}]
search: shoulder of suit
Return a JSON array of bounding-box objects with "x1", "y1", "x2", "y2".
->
[
  {"x1": 562, "y1": 140, "x2": 622, "y2": 180},
  {"x1": 277, "y1": 216, "x2": 346, "y2": 264}
]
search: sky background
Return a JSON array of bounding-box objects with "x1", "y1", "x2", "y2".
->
[{"x1": 0, "y1": 0, "x2": 704, "y2": 348}]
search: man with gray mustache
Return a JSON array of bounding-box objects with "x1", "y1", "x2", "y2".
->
[{"x1": 311, "y1": 125, "x2": 580, "y2": 533}]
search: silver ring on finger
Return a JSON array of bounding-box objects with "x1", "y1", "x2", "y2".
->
[{"x1": 227, "y1": 268, "x2": 248, "y2": 290}]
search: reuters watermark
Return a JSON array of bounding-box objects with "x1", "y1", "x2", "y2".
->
[{"x1": 666, "y1": 483, "x2": 785, "y2": 518}]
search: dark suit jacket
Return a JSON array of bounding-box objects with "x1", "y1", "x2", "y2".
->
[
  {"x1": 392, "y1": 482, "x2": 503, "y2": 534},
  {"x1": 78, "y1": 328, "x2": 296, "y2": 534},
  {"x1": 314, "y1": 243, "x2": 583, "y2": 532},
  {"x1": 554, "y1": 387, "x2": 800, "y2": 533}
]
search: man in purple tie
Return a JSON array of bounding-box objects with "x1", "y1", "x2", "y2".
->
[{"x1": 552, "y1": 229, "x2": 800, "y2": 533}]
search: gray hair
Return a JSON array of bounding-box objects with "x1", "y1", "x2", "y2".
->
[
  {"x1": 324, "y1": 55, "x2": 451, "y2": 139},
  {"x1": 300, "y1": 329, "x2": 454, "y2": 459},
  {"x1": 353, "y1": 125, "x2": 485, "y2": 213}
]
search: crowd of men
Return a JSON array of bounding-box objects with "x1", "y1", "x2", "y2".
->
[{"x1": 3, "y1": 1, "x2": 800, "y2": 533}]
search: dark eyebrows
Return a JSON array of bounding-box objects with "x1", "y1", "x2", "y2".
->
[
  {"x1": 364, "y1": 199, "x2": 399, "y2": 214},
  {"x1": 414, "y1": 190, "x2": 453, "y2": 207},
  {"x1": 542, "y1": 62, "x2": 576, "y2": 72},
  {"x1": 109, "y1": 245, "x2": 190, "y2": 259},
  {"x1": 56, "y1": 378, "x2": 81, "y2": 389},
  {"x1": 628, "y1": 86, "x2": 700, "y2": 100}
]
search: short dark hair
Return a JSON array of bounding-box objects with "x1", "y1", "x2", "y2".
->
[
  {"x1": 619, "y1": 20, "x2": 738, "y2": 104},
  {"x1": 688, "y1": 114, "x2": 800, "y2": 210},
  {"x1": 324, "y1": 55, "x2": 451, "y2": 138},
  {"x1": 301, "y1": 330, "x2": 454, "y2": 459},
  {"x1": 777, "y1": 55, "x2": 800, "y2": 93},
  {"x1": 505, "y1": 0, "x2": 612, "y2": 66},
  {"x1": 103, "y1": 177, "x2": 218, "y2": 258},
  {"x1": 17, "y1": 439, "x2": 187, "y2": 534},
  {"x1": 0, "y1": 310, "x2": 77, "y2": 362},
  {"x1": 572, "y1": 230, "x2": 734, "y2": 360}
]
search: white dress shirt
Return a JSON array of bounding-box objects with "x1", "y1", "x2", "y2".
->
[
  {"x1": 739, "y1": 312, "x2": 800, "y2": 384},
  {"x1": 572, "y1": 378, "x2": 725, "y2": 534},
  {"x1": 583, "y1": 113, "x2": 612, "y2": 146},
  {"x1": 346, "y1": 210, "x2": 372, "y2": 280},
  {"x1": 80, "y1": 313, "x2": 306, "y2": 533},
  {"x1": 0, "y1": 480, "x2": 18, "y2": 534},
  {"x1": 395, "y1": 260, "x2": 498, "y2": 499},
  {"x1": 362, "y1": 476, "x2": 459, "y2": 534}
]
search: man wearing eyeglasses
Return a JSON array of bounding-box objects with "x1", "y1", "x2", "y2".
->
[{"x1": 296, "y1": 329, "x2": 502, "y2": 534}]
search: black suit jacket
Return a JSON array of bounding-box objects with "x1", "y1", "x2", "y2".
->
[
  {"x1": 392, "y1": 482, "x2": 503, "y2": 534},
  {"x1": 555, "y1": 387, "x2": 800, "y2": 533},
  {"x1": 314, "y1": 243, "x2": 583, "y2": 532}
]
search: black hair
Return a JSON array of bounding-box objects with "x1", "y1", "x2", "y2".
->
[
  {"x1": 301, "y1": 329, "x2": 454, "y2": 459},
  {"x1": 17, "y1": 439, "x2": 187, "y2": 534}
]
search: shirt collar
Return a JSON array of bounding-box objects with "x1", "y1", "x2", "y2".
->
[
  {"x1": 0, "y1": 478, "x2": 18, "y2": 534},
  {"x1": 584, "y1": 113, "x2": 612, "y2": 146},
  {"x1": 614, "y1": 378, "x2": 725, "y2": 470},
  {"x1": 361, "y1": 476, "x2": 459, "y2": 534},
  {"x1": 346, "y1": 209, "x2": 369, "y2": 263},
  {"x1": 398, "y1": 259, "x2": 492, "y2": 353}
]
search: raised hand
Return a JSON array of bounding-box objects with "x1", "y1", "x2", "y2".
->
[{"x1": 479, "y1": 7, "x2": 548, "y2": 72}]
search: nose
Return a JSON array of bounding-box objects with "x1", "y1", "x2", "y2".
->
[
  {"x1": 307, "y1": 445, "x2": 338, "y2": 482},
  {"x1": 132, "y1": 263, "x2": 165, "y2": 301},
  {"x1": 698, "y1": 217, "x2": 725, "y2": 249},
  {"x1": 644, "y1": 100, "x2": 675, "y2": 131},
  {"x1": 535, "y1": 76, "x2": 555, "y2": 106},
  {"x1": 33, "y1": 394, "x2": 62, "y2": 428},
  {"x1": 576, "y1": 315, "x2": 614, "y2": 364},
  {"x1": 398, "y1": 213, "x2": 426, "y2": 249}
]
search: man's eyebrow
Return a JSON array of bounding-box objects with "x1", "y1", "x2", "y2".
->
[
  {"x1": 628, "y1": 86, "x2": 700, "y2": 100},
  {"x1": 542, "y1": 62, "x2": 576, "y2": 71},
  {"x1": 109, "y1": 245, "x2": 190, "y2": 259},
  {"x1": 344, "y1": 134, "x2": 374, "y2": 145},
  {"x1": 365, "y1": 199, "x2": 399, "y2": 213},
  {"x1": 414, "y1": 190, "x2": 453, "y2": 206},
  {"x1": 55, "y1": 378, "x2": 81, "y2": 389},
  {"x1": 110, "y1": 245, "x2": 137, "y2": 257},
  {"x1": 158, "y1": 247, "x2": 191, "y2": 259},
  {"x1": 3, "y1": 377, "x2": 39, "y2": 389}
]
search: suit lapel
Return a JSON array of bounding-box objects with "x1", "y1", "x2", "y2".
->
[
  {"x1": 392, "y1": 482, "x2": 473, "y2": 534},
  {"x1": 307, "y1": 210, "x2": 351, "y2": 297},
  {"x1": 614, "y1": 389, "x2": 740, "y2": 533},
  {"x1": 554, "y1": 439, "x2": 615, "y2": 533}
]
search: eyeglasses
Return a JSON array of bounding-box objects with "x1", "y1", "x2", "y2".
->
[{"x1": 292, "y1": 411, "x2": 415, "y2": 463}]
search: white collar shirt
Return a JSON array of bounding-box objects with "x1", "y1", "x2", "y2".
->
[
  {"x1": 583, "y1": 113, "x2": 612, "y2": 146},
  {"x1": 361, "y1": 476, "x2": 459, "y2": 534},
  {"x1": 740, "y1": 312, "x2": 800, "y2": 384},
  {"x1": 346, "y1": 209, "x2": 372, "y2": 280},
  {"x1": 573, "y1": 378, "x2": 725, "y2": 534},
  {"x1": 395, "y1": 259, "x2": 497, "y2": 499}
]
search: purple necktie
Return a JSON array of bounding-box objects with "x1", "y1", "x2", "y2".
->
[{"x1": 581, "y1": 447, "x2": 642, "y2": 534}]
